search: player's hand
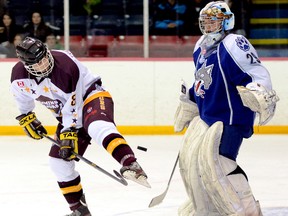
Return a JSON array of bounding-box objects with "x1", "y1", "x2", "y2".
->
[
  {"x1": 59, "y1": 128, "x2": 78, "y2": 160},
  {"x1": 16, "y1": 112, "x2": 47, "y2": 140}
]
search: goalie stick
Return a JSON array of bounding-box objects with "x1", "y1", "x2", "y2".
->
[
  {"x1": 41, "y1": 133, "x2": 128, "y2": 186},
  {"x1": 148, "y1": 153, "x2": 179, "y2": 207}
]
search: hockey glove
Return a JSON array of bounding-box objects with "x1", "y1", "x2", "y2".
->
[
  {"x1": 59, "y1": 128, "x2": 78, "y2": 161},
  {"x1": 237, "y1": 82, "x2": 279, "y2": 125},
  {"x1": 16, "y1": 112, "x2": 47, "y2": 140}
]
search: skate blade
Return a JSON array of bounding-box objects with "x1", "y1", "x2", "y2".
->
[{"x1": 122, "y1": 171, "x2": 151, "y2": 188}]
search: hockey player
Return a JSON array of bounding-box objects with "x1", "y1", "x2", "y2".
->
[
  {"x1": 174, "y1": 1, "x2": 279, "y2": 216},
  {"x1": 10, "y1": 37, "x2": 150, "y2": 216}
]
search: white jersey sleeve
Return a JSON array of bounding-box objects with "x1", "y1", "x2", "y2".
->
[
  {"x1": 10, "y1": 80, "x2": 36, "y2": 114},
  {"x1": 222, "y1": 34, "x2": 273, "y2": 90}
]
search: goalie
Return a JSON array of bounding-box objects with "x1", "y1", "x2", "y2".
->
[{"x1": 174, "y1": 1, "x2": 279, "y2": 216}]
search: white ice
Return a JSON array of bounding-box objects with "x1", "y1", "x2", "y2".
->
[{"x1": 0, "y1": 135, "x2": 287, "y2": 216}]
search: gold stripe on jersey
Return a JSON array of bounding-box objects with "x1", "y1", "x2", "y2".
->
[
  {"x1": 107, "y1": 138, "x2": 128, "y2": 154},
  {"x1": 84, "y1": 91, "x2": 112, "y2": 106},
  {"x1": 60, "y1": 183, "x2": 82, "y2": 195}
]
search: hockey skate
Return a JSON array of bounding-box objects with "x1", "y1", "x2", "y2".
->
[
  {"x1": 120, "y1": 161, "x2": 151, "y2": 188},
  {"x1": 65, "y1": 194, "x2": 91, "y2": 216}
]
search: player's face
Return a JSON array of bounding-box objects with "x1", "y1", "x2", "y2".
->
[
  {"x1": 30, "y1": 55, "x2": 50, "y2": 73},
  {"x1": 3, "y1": 15, "x2": 12, "y2": 27},
  {"x1": 24, "y1": 50, "x2": 54, "y2": 77},
  {"x1": 13, "y1": 35, "x2": 22, "y2": 46},
  {"x1": 32, "y1": 12, "x2": 41, "y2": 25},
  {"x1": 201, "y1": 17, "x2": 222, "y2": 34}
]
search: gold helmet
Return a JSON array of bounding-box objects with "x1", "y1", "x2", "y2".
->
[{"x1": 199, "y1": 1, "x2": 235, "y2": 35}]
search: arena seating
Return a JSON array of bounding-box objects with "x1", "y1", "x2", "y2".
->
[
  {"x1": 109, "y1": 35, "x2": 144, "y2": 57},
  {"x1": 87, "y1": 35, "x2": 116, "y2": 57},
  {"x1": 178, "y1": 36, "x2": 199, "y2": 58},
  {"x1": 149, "y1": 36, "x2": 182, "y2": 57},
  {"x1": 249, "y1": 0, "x2": 288, "y2": 48}
]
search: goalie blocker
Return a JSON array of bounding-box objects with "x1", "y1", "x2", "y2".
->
[{"x1": 174, "y1": 80, "x2": 199, "y2": 133}]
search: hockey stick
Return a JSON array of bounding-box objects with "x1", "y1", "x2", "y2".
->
[
  {"x1": 41, "y1": 133, "x2": 128, "y2": 186},
  {"x1": 148, "y1": 153, "x2": 179, "y2": 207}
]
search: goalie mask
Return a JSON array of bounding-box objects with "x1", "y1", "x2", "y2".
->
[
  {"x1": 16, "y1": 37, "x2": 54, "y2": 77},
  {"x1": 199, "y1": 1, "x2": 235, "y2": 36}
]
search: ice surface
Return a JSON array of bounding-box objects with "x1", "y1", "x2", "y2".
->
[{"x1": 0, "y1": 135, "x2": 287, "y2": 215}]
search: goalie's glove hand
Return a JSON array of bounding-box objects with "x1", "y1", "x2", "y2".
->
[
  {"x1": 16, "y1": 112, "x2": 47, "y2": 140},
  {"x1": 237, "y1": 82, "x2": 279, "y2": 125},
  {"x1": 59, "y1": 128, "x2": 78, "y2": 161}
]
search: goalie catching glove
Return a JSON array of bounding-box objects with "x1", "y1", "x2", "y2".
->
[
  {"x1": 237, "y1": 82, "x2": 279, "y2": 125},
  {"x1": 16, "y1": 112, "x2": 47, "y2": 140},
  {"x1": 59, "y1": 128, "x2": 79, "y2": 161},
  {"x1": 174, "y1": 80, "x2": 199, "y2": 132}
]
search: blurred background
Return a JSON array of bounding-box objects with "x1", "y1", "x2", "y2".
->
[{"x1": 0, "y1": 0, "x2": 287, "y2": 58}]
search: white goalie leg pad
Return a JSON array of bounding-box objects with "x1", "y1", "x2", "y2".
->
[
  {"x1": 179, "y1": 116, "x2": 208, "y2": 200},
  {"x1": 198, "y1": 121, "x2": 261, "y2": 216},
  {"x1": 179, "y1": 116, "x2": 220, "y2": 216},
  {"x1": 178, "y1": 199, "x2": 195, "y2": 216},
  {"x1": 220, "y1": 156, "x2": 261, "y2": 216}
]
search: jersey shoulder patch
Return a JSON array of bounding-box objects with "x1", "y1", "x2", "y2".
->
[
  {"x1": 222, "y1": 34, "x2": 253, "y2": 55},
  {"x1": 222, "y1": 34, "x2": 260, "y2": 65}
]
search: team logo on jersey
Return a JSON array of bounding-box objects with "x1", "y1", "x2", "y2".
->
[
  {"x1": 87, "y1": 107, "x2": 93, "y2": 113},
  {"x1": 84, "y1": 106, "x2": 97, "y2": 123},
  {"x1": 36, "y1": 95, "x2": 64, "y2": 114},
  {"x1": 194, "y1": 60, "x2": 213, "y2": 98},
  {"x1": 236, "y1": 36, "x2": 250, "y2": 52},
  {"x1": 17, "y1": 81, "x2": 25, "y2": 87}
]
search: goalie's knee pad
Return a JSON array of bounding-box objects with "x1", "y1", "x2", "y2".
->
[
  {"x1": 179, "y1": 117, "x2": 220, "y2": 216},
  {"x1": 198, "y1": 121, "x2": 262, "y2": 216}
]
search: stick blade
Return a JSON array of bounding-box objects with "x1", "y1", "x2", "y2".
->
[
  {"x1": 148, "y1": 188, "x2": 168, "y2": 208},
  {"x1": 113, "y1": 170, "x2": 128, "y2": 186}
]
